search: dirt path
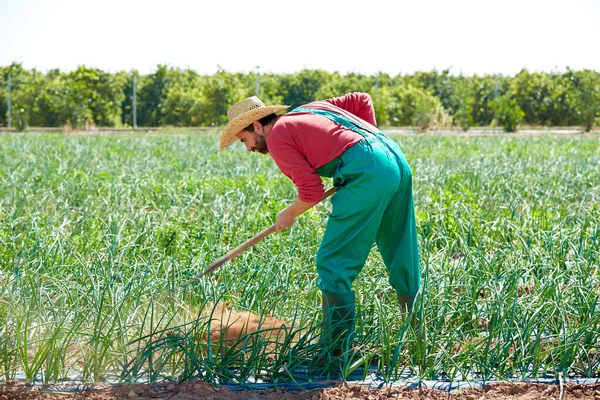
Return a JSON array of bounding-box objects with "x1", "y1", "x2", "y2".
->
[{"x1": 2, "y1": 381, "x2": 600, "y2": 400}]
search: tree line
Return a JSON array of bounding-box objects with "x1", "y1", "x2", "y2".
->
[{"x1": 1, "y1": 63, "x2": 598, "y2": 132}]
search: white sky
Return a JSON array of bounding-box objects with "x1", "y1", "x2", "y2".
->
[{"x1": 1, "y1": 0, "x2": 599, "y2": 76}]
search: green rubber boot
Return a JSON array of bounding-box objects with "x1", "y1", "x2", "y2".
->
[{"x1": 322, "y1": 290, "x2": 356, "y2": 355}]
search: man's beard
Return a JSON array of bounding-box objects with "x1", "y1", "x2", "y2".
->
[{"x1": 250, "y1": 130, "x2": 269, "y2": 154}]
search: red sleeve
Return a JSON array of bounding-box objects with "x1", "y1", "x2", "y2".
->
[
  {"x1": 267, "y1": 136, "x2": 324, "y2": 203},
  {"x1": 324, "y1": 92, "x2": 377, "y2": 127}
]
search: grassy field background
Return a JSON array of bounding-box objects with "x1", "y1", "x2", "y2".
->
[{"x1": 0, "y1": 132, "x2": 598, "y2": 384}]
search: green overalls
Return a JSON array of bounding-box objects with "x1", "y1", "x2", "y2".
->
[{"x1": 289, "y1": 108, "x2": 421, "y2": 347}]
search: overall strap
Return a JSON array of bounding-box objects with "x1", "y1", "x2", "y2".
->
[{"x1": 289, "y1": 107, "x2": 381, "y2": 138}]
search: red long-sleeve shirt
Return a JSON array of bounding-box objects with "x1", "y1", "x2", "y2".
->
[{"x1": 266, "y1": 92, "x2": 378, "y2": 202}]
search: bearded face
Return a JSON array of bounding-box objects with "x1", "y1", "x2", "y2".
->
[{"x1": 249, "y1": 129, "x2": 269, "y2": 154}]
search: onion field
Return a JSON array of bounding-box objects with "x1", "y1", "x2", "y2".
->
[{"x1": 0, "y1": 132, "x2": 599, "y2": 385}]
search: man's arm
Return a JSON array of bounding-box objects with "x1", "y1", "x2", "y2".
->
[
  {"x1": 268, "y1": 134, "x2": 325, "y2": 204},
  {"x1": 268, "y1": 133, "x2": 325, "y2": 233}
]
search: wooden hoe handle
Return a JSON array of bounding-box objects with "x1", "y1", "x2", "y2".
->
[{"x1": 180, "y1": 187, "x2": 336, "y2": 287}]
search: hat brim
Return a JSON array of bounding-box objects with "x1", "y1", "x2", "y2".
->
[{"x1": 220, "y1": 105, "x2": 289, "y2": 151}]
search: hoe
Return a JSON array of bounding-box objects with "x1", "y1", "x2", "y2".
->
[{"x1": 181, "y1": 187, "x2": 335, "y2": 286}]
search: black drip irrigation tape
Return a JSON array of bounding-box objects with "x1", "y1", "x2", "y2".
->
[
  {"x1": 4, "y1": 373, "x2": 600, "y2": 394},
  {"x1": 220, "y1": 371, "x2": 600, "y2": 392}
]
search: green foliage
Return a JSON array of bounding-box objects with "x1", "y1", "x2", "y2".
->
[
  {"x1": 381, "y1": 84, "x2": 451, "y2": 129},
  {"x1": 1, "y1": 134, "x2": 600, "y2": 383},
  {"x1": 118, "y1": 70, "x2": 136, "y2": 127},
  {"x1": 0, "y1": 64, "x2": 125, "y2": 130},
  {"x1": 136, "y1": 64, "x2": 170, "y2": 126},
  {"x1": 409, "y1": 69, "x2": 463, "y2": 116},
  {"x1": 490, "y1": 96, "x2": 525, "y2": 132},
  {"x1": 1, "y1": 63, "x2": 599, "y2": 131},
  {"x1": 469, "y1": 74, "x2": 507, "y2": 126},
  {"x1": 314, "y1": 72, "x2": 375, "y2": 100},
  {"x1": 59, "y1": 66, "x2": 125, "y2": 128},
  {"x1": 0, "y1": 71, "x2": 6, "y2": 127},
  {"x1": 254, "y1": 72, "x2": 285, "y2": 106},
  {"x1": 196, "y1": 70, "x2": 251, "y2": 126},
  {"x1": 279, "y1": 69, "x2": 331, "y2": 108},
  {"x1": 0, "y1": 63, "x2": 42, "y2": 130},
  {"x1": 159, "y1": 68, "x2": 204, "y2": 127},
  {"x1": 453, "y1": 87, "x2": 476, "y2": 131},
  {"x1": 408, "y1": 72, "x2": 478, "y2": 131},
  {"x1": 569, "y1": 69, "x2": 600, "y2": 131},
  {"x1": 511, "y1": 69, "x2": 556, "y2": 126}
]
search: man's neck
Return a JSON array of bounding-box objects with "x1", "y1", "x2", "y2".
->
[{"x1": 262, "y1": 121, "x2": 275, "y2": 137}]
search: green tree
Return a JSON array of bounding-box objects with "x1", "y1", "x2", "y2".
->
[
  {"x1": 279, "y1": 69, "x2": 331, "y2": 108},
  {"x1": 46, "y1": 66, "x2": 125, "y2": 129},
  {"x1": 1, "y1": 64, "x2": 44, "y2": 131},
  {"x1": 469, "y1": 74, "x2": 507, "y2": 126},
  {"x1": 255, "y1": 72, "x2": 285, "y2": 107},
  {"x1": 314, "y1": 72, "x2": 375, "y2": 100},
  {"x1": 197, "y1": 70, "x2": 251, "y2": 126},
  {"x1": 28, "y1": 69, "x2": 65, "y2": 127},
  {"x1": 384, "y1": 84, "x2": 450, "y2": 129},
  {"x1": 136, "y1": 65, "x2": 171, "y2": 127},
  {"x1": 159, "y1": 68, "x2": 204, "y2": 126},
  {"x1": 511, "y1": 69, "x2": 555, "y2": 126},
  {"x1": 409, "y1": 69, "x2": 465, "y2": 117},
  {"x1": 569, "y1": 69, "x2": 600, "y2": 131},
  {"x1": 546, "y1": 72, "x2": 579, "y2": 126},
  {"x1": 0, "y1": 64, "x2": 69, "y2": 129},
  {"x1": 119, "y1": 70, "x2": 136, "y2": 127},
  {"x1": 2, "y1": 64, "x2": 599, "y2": 130},
  {"x1": 490, "y1": 96, "x2": 525, "y2": 132},
  {"x1": 0, "y1": 67, "x2": 8, "y2": 127}
]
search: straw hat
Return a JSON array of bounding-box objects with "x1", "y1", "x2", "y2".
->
[{"x1": 219, "y1": 96, "x2": 289, "y2": 150}]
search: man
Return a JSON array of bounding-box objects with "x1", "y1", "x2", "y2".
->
[{"x1": 219, "y1": 92, "x2": 420, "y2": 351}]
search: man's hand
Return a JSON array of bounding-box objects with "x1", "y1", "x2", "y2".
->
[
  {"x1": 275, "y1": 208, "x2": 297, "y2": 232},
  {"x1": 274, "y1": 197, "x2": 318, "y2": 233}
]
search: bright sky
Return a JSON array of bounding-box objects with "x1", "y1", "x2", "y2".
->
[{"x1": 1, "y1": 0, "x2": 599, "y2": 76}]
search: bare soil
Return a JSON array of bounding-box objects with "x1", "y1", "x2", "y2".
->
[{"x1": 2, "y1": 381, "x2": 600, "y2": 400}]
